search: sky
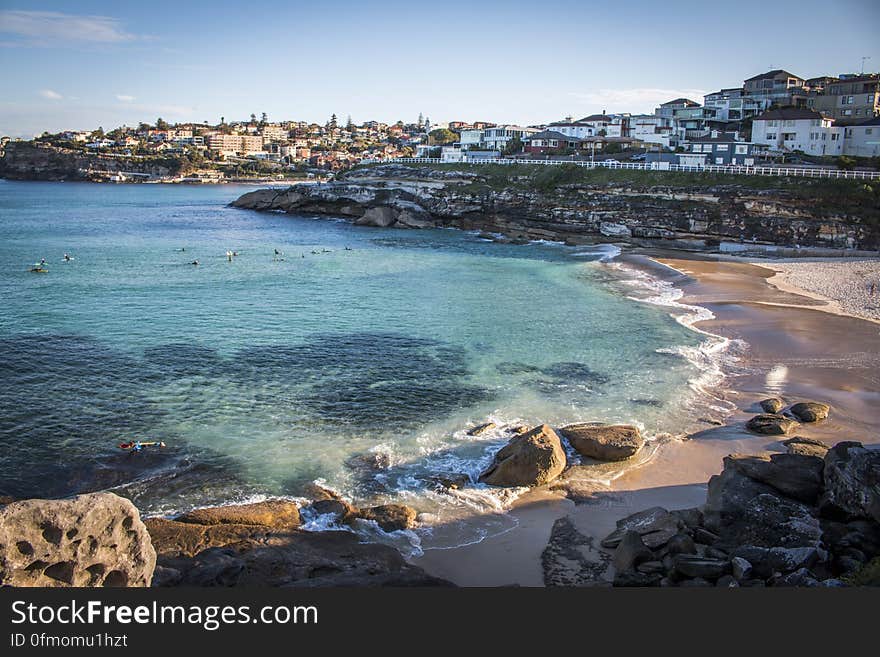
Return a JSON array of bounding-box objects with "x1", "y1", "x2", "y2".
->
[{"x1": 1, "y1": 0, "x2": 878, "y2": 137}]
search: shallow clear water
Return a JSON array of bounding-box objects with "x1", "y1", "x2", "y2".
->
[{"x1": 0, "y1": 180, "x2": 715, "y2": 549}]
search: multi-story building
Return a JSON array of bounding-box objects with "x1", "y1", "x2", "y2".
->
[
  {"x1": 260, "y1": 125, "x2": 290, "y2": 143},
  {"x1": 458, "y1": 129, "x2": 484, "y2": 150},
  {"x1": 207, "y1": 134, "x2": 264, "y2": 155},
  {"x1": 743, "y1": 69, "x2": 806, "y2": 108},
  {"x1": 672, "y1": 105, "x2": 717, "y2": 142},
  {"x1": 703, "y1": 88, "x2": 765, "y2": 122},
  {"x1": 750, "y1": 107, "x2": 843, "y2": 156},
  {"x1": 480, "y1": 125, "x2": 540, "y2": 151},
  {"x1": 656, "y1": 98, "x2": 699, "y2": 120},
  {"x1": 807, "y1": 74, "x2": 880, "y2": 125},
  {"x1": 842, "y1": 115, "x2": 880, "y2": 157},
  {"x1": 628, "y1": 114, "x2": 674, "y2": 149},
  {"x1": 547, "y1": 113, "x2": 626, "y2": 139}
]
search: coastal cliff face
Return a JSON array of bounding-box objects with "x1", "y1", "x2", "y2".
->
[
  {"x1": 0, "y1": 142, "x2": 180, "y2": 181},
  {"x1": 232, "y1": 164, "x2": 880, "y2": 250}
]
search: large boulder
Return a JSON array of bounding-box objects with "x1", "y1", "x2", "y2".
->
[
  {"x1": 759, "y1": 397, "x2": 785, "y2": 413},
  {"x1": 717, "y1": 493, "x2": 823, "y2": 551},
  {"x1": 602, "y1": 507, "x2": 683, "y2": 550},
  {"x1": 725, "y1": 453, "x2": 824, "y2": 505},
  {"x1": 355, "y1": 206, "x2": 398, "y2": 227},
  {"x1": 479, "y1": 424, "x2": 566, "y2": 487},
  {"x1": 175, "y1": 500, "x2": 301, "y2": 529},
  {"x1": 559, "y1": 423, "x2": 645, "y2": 461},
  {"x1": 0, "y1": 493, "x2": 156, "y2": 587},
  {"x1": 820, "y1": 442, "x2": 880, "y2": 523},
  {"x1": 704, "y1": 463, "x2": 781, "y2": 533},
  {"x1": 783, "y1": 437, "x2": 830, "y2": 459},
  {"x1": 354, "y1": 504, "x2": 417, "y2": 532},
  {"x1": 746, "y1": 414, "x2": 799, "y2": 435},
  {"x1": 789, "y1": 402, "x2": 830, "y2": 423},
  {"x1": 613, "y1": 531, "x2": 654, "y2": 573},
  {"x1": 230, "y1": 188, "x2": 279, "y2": 210},
  {"x1": 673, "y1": 555, "x2": 729, "y2": 579}
]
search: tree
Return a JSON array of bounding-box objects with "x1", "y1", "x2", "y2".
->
[
  {"x1": 156, "y1": 118, "x2": 169, "y2": 130},
  {"x1": 428, "y1": 128, "x2": 457, "y2": 145},
  {"x1": 502, "y1": 136, "x2": 523, "y2": 155},
  {"x1": 418, "y1": 112, "x2": 424, "y2": 128},
  {"x1": 346, "y1": 115, "x2": 354, "y2": 132},
  {"x1": 329, "y1": 114, "x2": 338, "y2": 130},
  {"x1": 261, "y1": 112, "x2": 268, "y2": 124},
  {"x1": 221, "y1": 116, "x2": 225, "y2": 125}
]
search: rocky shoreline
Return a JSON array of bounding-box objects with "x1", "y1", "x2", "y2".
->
[
  {"x1": 3, "y1": 400, "x2": 877, "y2": 587},
  {"x1": 231, "y1": 164, "x2": 880, "y2": 251}
]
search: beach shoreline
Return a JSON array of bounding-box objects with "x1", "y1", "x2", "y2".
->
[{"x1": 412, "y1": 249, "x2": 880, "y2": 586}]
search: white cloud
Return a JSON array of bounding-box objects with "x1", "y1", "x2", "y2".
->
[
  {"x1": 568, "y1": 88, "x2": 711, "y2": 113},
  {"x1": 39, "y1": 89, "x2": 62, "y2": 100},
  {"x1": 116, "y1": 94, "x2": 136, "y2": 102},
  {"x1": 0, "y1": 10, "x2": 139, "y2": 45}
]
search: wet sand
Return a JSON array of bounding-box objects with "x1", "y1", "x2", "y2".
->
[{"x1": 413, "y1": 251, "x2": 880, "y2": 586}]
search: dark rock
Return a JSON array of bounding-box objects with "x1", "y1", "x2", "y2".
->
[
  {"x1": 703, "y1": 464, "x2": 780, "y2": 534},
  {"x1": 731, "y1": 556, "x2": 752, "y2": 581},
  {"x1": 157, "y1": 530, "x2": 452, "y2": 587},
  {"x1": 354, "y1": 504, "x2": 417, "y2": 532},
  {"x1": 636, "y1": 560, "x2": 666, "y2": 575},
  {"x1": 678, "y1": 577, "x2": 713, "y2": 587},
  {"x1": 541, "y1": 516, "x2": 612, "y2": 586},
  {"x1": 820, "y1": 578, "x2": 847, "y2": 587},
  {"x1": 479, "y1": 424, "x2": 566, "y2": 487},
  {"x1": 705, "y1": 546, "x2": 729, "y2": 560},
  {"x1": 666, "y1": 533, "x2": 697, "y2": 556},
  {"x1": 789, "y1": 402, "x2": 830, "y2": 423},
  {"x1": 741, "y1": 579, "x2": 766, "y2": 587},
  {"x1": 466, "y1": 422, "x2": 496, "y2": 436},
  {"x1": 693, "y1": 527, "x2": 720, "y2": 545},
  {"x1": 601, "y1": 507, "x2": 683, "y2": 549},
  {"x1": 345, "y1": 452, "x2": 392, "y2": 472},
  {"x1": 613, "y1": 531, "x2": 654, "y2": 572},
  {"x1": 759, "y1": 397, "x2": 785, "y2": 413},
  {"x1": 355, "y1": 206, "x2": 398, "y2": 227},
  {"x1": 613, "y1": 571, "x2": 662, "y2": 587},
  {"x1": 671, "y1": 507, "x2": 703, "y2": 530},
  {"x1": 783, "y1": 436, "x2": 830, "y2": 458},
  {"x1": 746, "y1": 413, "x2": 799, "y2": 435},
  {"x1": 820, "y1": 442, "x2": 880, "y2": 523},
  {"x1": 716, "y1": 492, "x2": 822, "y2": 552},
  {"x1": 559, "y1": 423, "x2": 645, "y2": 461},
  {"x1": 309, "y1": 499, "x2": 358, "y2": 523},
  {"x1": 429, "y1": 474, "x2": 471, "y2": 491},
  {"x1": 725, "y1": 452, "x2": 824, "y2": 504},
  {"x1": 773, "y1": 567, "x2": 820, "y2": 587},
  {"x1": 716, "y1": 574, "x2": 739, "y2": 588},
  {"x1": 673, "y1": 555, "x2": 729, "y2": 579}
]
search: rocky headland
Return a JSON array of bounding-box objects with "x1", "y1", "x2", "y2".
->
[{"x1": 231, "y1": 163, "x2": 880, "y2": 250}]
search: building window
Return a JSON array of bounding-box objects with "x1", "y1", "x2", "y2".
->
[
  {"x1": 766, "y1": 133, "x2": 777, "y2": 140},
  {"x1": 867, "y1": 128, "x2": 874, "y2": 135},
  {"x1": 831, "y1": 134, "x2": 839, "y2": 141},
  {"x1": 735, "y1": 145, "x2": 747, "y2": 154},
  {"x1": 717, "y1": 144, "x2": 728, "y2": 151},
  {"x1": 782, "y1": 133, "x2": 796, "y2": 141}
]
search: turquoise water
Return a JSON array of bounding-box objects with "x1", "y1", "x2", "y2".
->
[{"x1": 0, "y1": 180, "x2": 715, "y2": 547}]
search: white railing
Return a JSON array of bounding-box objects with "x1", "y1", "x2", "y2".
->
[{"x1": 360, "y1": 157, "x2": 880, "y2": 180}]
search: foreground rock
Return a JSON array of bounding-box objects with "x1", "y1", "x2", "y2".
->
[
  {"x1": 746, "y1": 413, "x2": 799, "y2": 435},
  {"x1": 821, "y1": 442, "x2": 880, "y2": 523},
  {"x1": 148, "y1": 501, "x2": 446, "y2": 587},
  {"x1": 175, "y1": 500, "x2": 301, "y2": 529},
  {"x1": 790, "y1": 402, "x2": 830, "y2": 423},
  {"x1": 595, "y1": 439, "x2": 880, "y2": 587},
  {"x1": 155, "y1": 531, "x2": 451, "y2": 587},
  {"x1": 559, "y1": 423, "x2": 645, "y2": 461},
  {"x1": 0, "y1": 493, "x2": 155, "y2": 587},
  {"x1": 479, "y1": 424, "x2": 566, "y2": 487},
  {"x1": 783, "y1": 437, "x2": 830, "y2": 458}
]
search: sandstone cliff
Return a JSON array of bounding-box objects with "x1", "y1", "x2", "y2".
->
[{"x1": 232, "y1": 163, "x2": 880, "y2": 250}]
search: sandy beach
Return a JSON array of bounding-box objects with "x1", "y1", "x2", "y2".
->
[{"x1": 413, "y1": 251, "x2": 880, "y2": 586}]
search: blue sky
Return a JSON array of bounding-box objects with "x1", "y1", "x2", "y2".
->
[{"x1": 1, "y1": 0, "x2": 878, "y2": 137}]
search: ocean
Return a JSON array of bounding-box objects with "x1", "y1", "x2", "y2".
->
[{"x1": 0, "y1": 180, "x2": 729, "y2": 552}]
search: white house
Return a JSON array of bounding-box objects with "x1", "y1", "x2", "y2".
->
[
  {"x1": 843, "y1": 116, "x2": 880, "y2": 158},
  {"x1": 480, "y1": 125, "x2": 540, "y2": 151},
  {"x1": 458, "y1": 129, "x2": 483, "y2": 150},
  {"x1": 547, "y1": 113, "x2": 625, "y2": 139},
  {"x1": 628, "y1": 114, "x2": 674, "y2": 148},
  {"x1": 750, "y1": 108, "x2": 843, "y2": 156}
]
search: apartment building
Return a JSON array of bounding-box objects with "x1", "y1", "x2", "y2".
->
[
  {"x1": 750, "y1": 108, "x2": 843, "y2": 156},
  {"x1": 207, "y1": 134, "x2": 264, "y2": 155},
  {"x1": 807, "y1": 74, "x2": 880, "y2": 125}
]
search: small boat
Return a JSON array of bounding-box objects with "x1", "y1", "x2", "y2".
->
[
  {"x1": 118, "y1": 440, "x2": 166, "y2": 451},
  {"x1": 29, "y1": 266, "x2": 48, "y2": 273}
]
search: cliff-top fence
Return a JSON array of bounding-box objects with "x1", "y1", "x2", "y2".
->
[{"x1": 362, "y1": 157, "x2": 880, "y2": 181}]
